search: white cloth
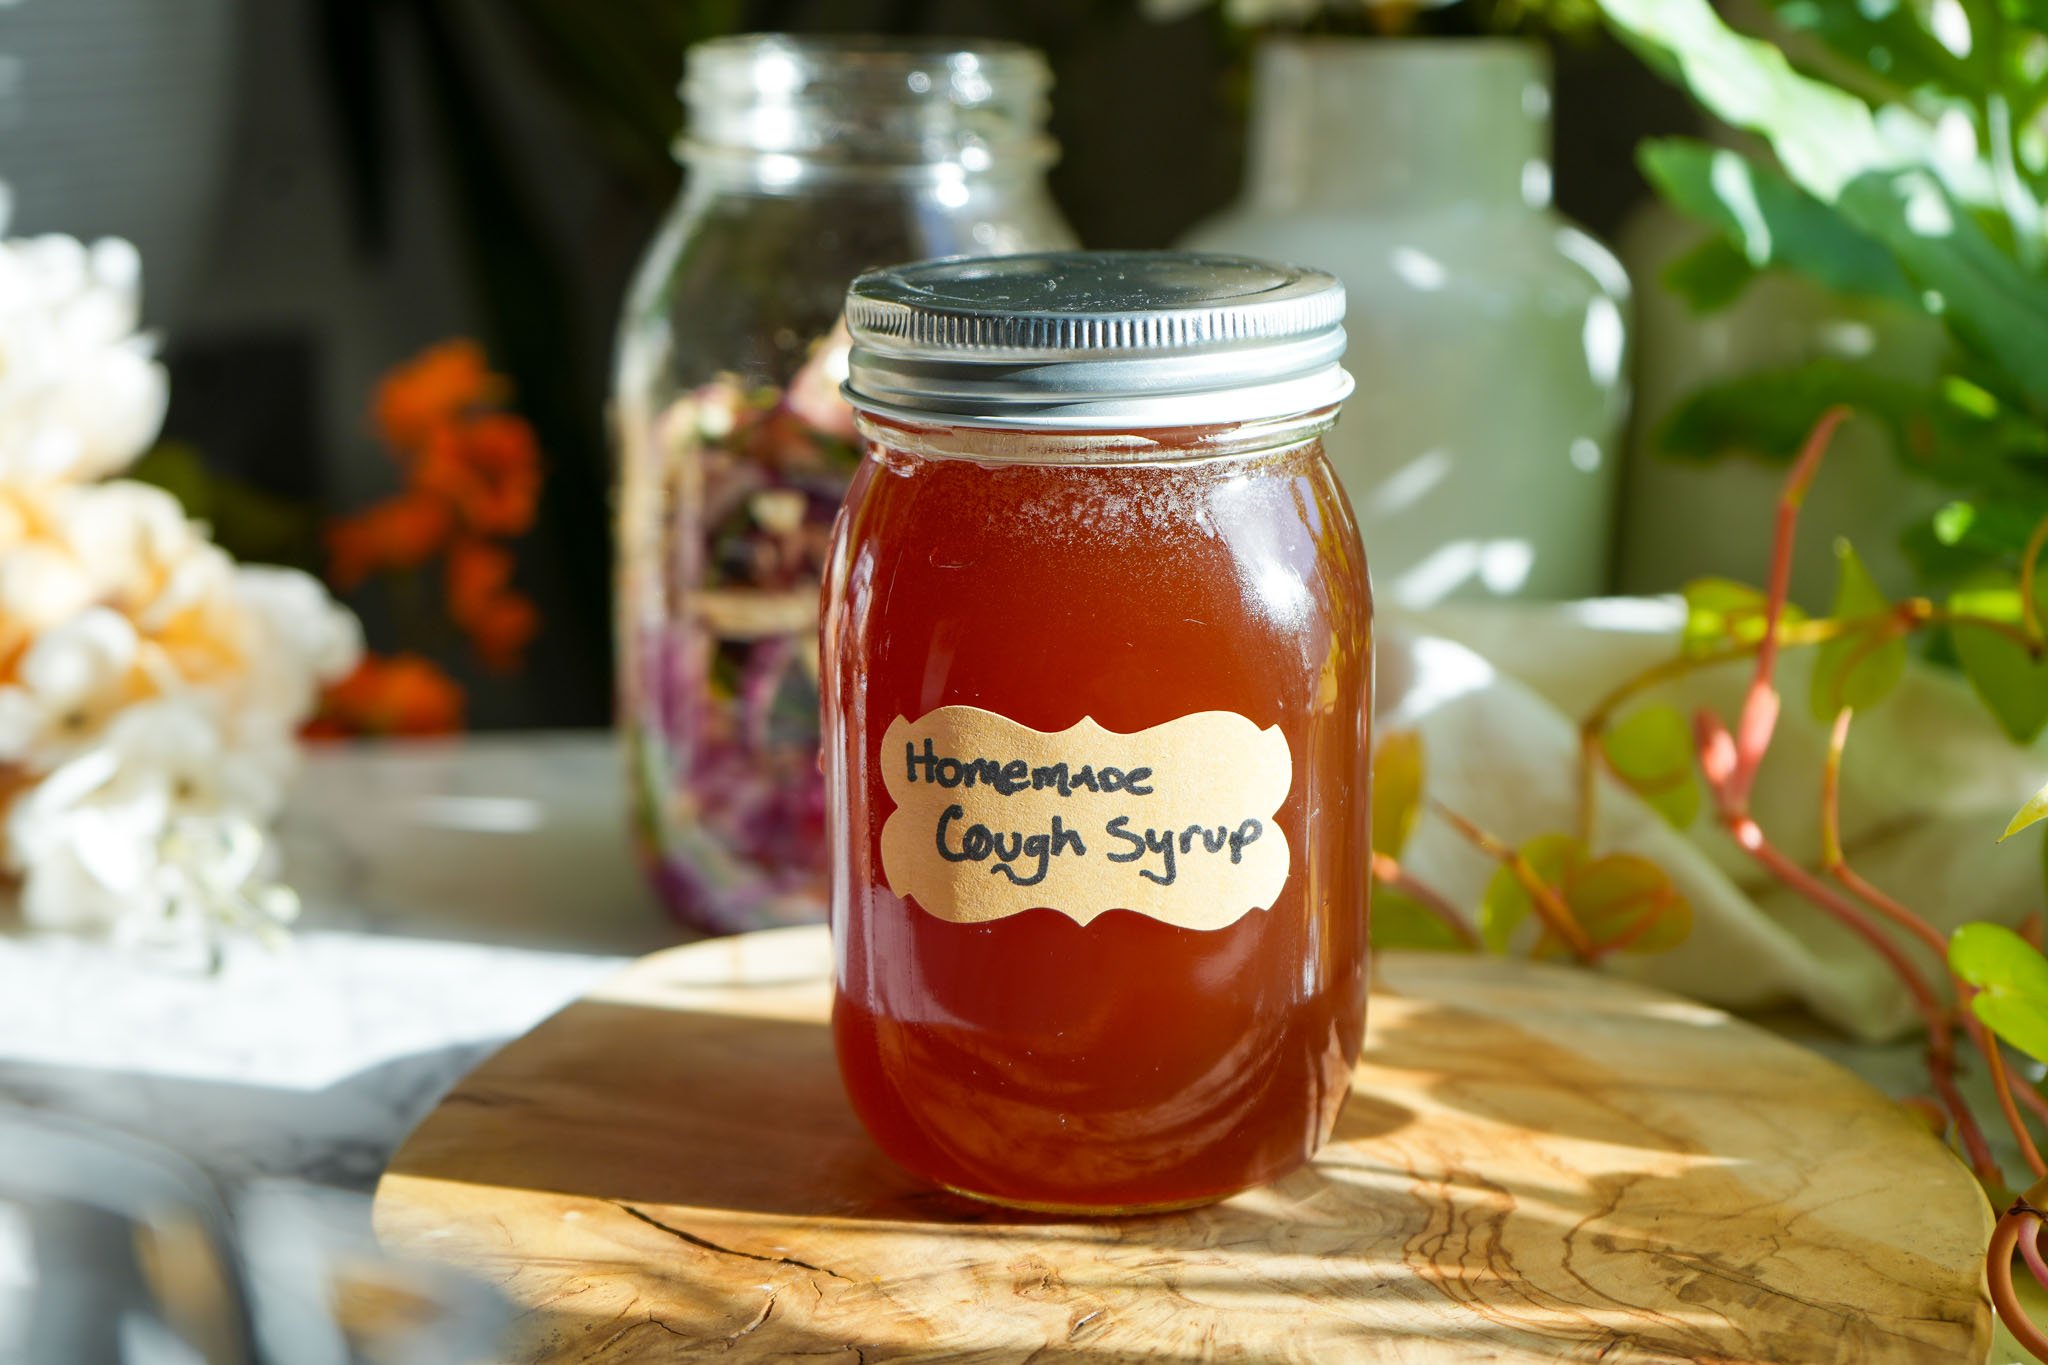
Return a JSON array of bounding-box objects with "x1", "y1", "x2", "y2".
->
[{"x1": 1383, "y1": 599, "x2": 2048, "y2": 1042}]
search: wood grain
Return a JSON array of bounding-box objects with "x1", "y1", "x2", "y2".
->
[{"x1": 373, "y1": 927, "x2": 1991, "y2": 1363}]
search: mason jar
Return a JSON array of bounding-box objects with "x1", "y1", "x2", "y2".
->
[
  {"x1": 824, "y1": 251, "x2": 1373, "y2": 1212},
  {"x1": 614, "y1": 35, "x2": 1076, "y2": 935}
]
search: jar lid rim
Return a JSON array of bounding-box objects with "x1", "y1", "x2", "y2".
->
[{"x1": 843, "y1": 251, "x2": 1353, "y2": 428}]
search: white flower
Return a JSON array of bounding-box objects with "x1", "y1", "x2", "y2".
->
[
  {"x1": 0, "y1": 229, "x2": 361, "y2": 962},
  {"x1": 0, "y1": 536, "x2": 94, "y2": 660},
  {"x1": 0, "y1": 234, "x2": 167, "y2": 486},
  {"x1": 0, "y1": 481, "x2": 360, "y2": 782},
  {"x1": 6, "y1": 700, "x2": 295, "y2": 948},
  {"x1": 229, "y1": 564, "x2": 365, "y2": 709},
  {"x1": 44, "y1": 479, "x2": 212, "y2": 626},
  {"x1": 0, "y1": 607, "x2": 139, "y2": 771},
  {"x1": 213, "y1": 563, "x2": 363, "y2": 769}
]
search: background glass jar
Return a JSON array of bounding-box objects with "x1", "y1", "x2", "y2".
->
[
  {"x1": 826, "y1": 253, "x2": 1372, "y2": 1213},
  {"x1": 613, "y1": 35, "x2": 1076, "y2": 935}
]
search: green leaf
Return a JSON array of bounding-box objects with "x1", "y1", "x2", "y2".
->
[
  {"x1": 1810, "y1": 539, "x2": 1907, "y2": 719},
  {"x1": 1640, "y1": 139, "x2": 1916, "y2": 304},
  {"x1": 1656, "y1": 362, "x2": 1901, "y2": 464},
  {"x1": 1596, "y1": 0, "x2": 1893, "y2": 199},
  {"x1": 1836, "y1": 167, "x2": 2048, "y2": 413},
  {"x1": 1973, "y1": 990, "x2": 2048, "y2": 1070},
  {"x1": 1951, "y1": 922, "x2": 2048, "y2": 1064},
  {"x1": 1765, "y1": 0, "x2": 1982, "y2": 104},
  {"x1": 1479, "y1": 834, "x2": 1692, "y2": 958},
  {"x1": 1656, "y1": 362, "x2": 1901, "y2": 465},
  {"x1": 2004, "y1": 780, "x2": 2048, "y2": 842},
  {"x1": 1661, "y1": 235, "x2": 1760, "y2": 313},
  {"x1": 1480, "y1": 833, "x2": 1579, "y2": 953},
  {"x1": 1597, "y1": 0, "x2": 2048, "y2": 413},
  {"x1": 1656, "y1": 359, "x2": 2048, "y2": 497},
  {"x1": 1904, "y1": 497, "x2": 2048, "y2": 590},
  {"x1": 1928, "y1": 497, "x2": 2048, "y2": 557},
  {"x1": 1372, "y1": 731, "x2": 1423, "y2": 858},
  {"x1": 1601, "y1": 705, "x2": 1702, "y2": 829},
  {"x1": 1371, "y1": 889, "x2": 1473, "y2": 953},
  {"x1": 1565, "y1": 852, "x2": 1693, "y2": 955},
  {"x1": 1949, "y1": 568, "x2": 2048, "y2": 742},
  {"x1": 1681, "y1": 578, "x2": 1806, "y2": 658}
]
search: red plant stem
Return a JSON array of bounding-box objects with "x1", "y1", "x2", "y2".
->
[
  {"x1": 2018, "y1": 1077, "x2": 2048, "y2": 1132},
  {"x1": 1831, "y1": 845, "x2": 1950, "y2": 964},
  {"x1": 1728, "y1": 814, "x2": 1999, "y2": 1179},
  {"x1": 1984, "y1": 1025, "x2": 2048, "y2": 1180},
  {"x1": 1571, "y1": 603, "x2": 2039, "y2": 844},
  {"x1": 1991, "y1": 1209, "x2": 2048, "y2": 1361},
  {"x1": 1674, "y1": 406, "x2": 2048, "y2": 1349},
  {"x1": 1430, "y1": 800, "x2": 1596, "y2": 961},
  {"x1": 1930, "y1": 1050, "x2": 1998, "y2": 1180},
  {"x1": 1827, "y1": 856, "x2": 2041, "y2": 1176},
  {"x1": 2024, "y1": 1207, "x2": 2048, "y2": 1292},
  {"x1": 1735, "y1": 821, "x2": 1944, "y2": 1031},
  {"x1": 1371, "y1": 851, "x2": 1482, "y2": 951},
  {"x1": 1726, "y1": 406, "x2": 1849, "y2": 806}
]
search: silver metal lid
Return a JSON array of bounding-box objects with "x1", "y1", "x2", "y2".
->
[{"x1": 843, "y1": 251, "x2": 1353, "y2": 429}]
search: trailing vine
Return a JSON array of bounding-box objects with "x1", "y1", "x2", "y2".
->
[{"x1": 1373, "y1": 407, "x2": 2048, "y2": 1346}]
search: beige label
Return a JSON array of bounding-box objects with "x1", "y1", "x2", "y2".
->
[{"x1": 878, "y1": 706, "x2": 1293, "y2": 931}]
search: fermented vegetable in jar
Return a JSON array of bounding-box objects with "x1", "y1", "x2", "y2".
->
[
  {"x1": 823, "y1": 251, "x2": 1372, "y2": 1213},
  {"x1": 612, "y1": 36, "x2": 1074, "y2": 935}
]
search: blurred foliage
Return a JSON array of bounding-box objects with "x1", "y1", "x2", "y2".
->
[
  {"x1": 1149, "y1": 0, "x2": 1600, "y2": 38},
  {"x1": 1596, "y1": 0, "x2": 2048, "y2": 595},
  {"x1": 1601, "y1": 704, "x2": 1701, "y2": 828},
  {"x1": 1679, "y1": 577, "x2": 1807, "y2": 654},
  {"x1": 1366, "y1": 726, "x2": 1694, "y2": 959},
  {"x1": 1478, "y1": 832, "x2": 1692, "y2": 956},
  {"x1": 1950, "y1": 567, "x2": 2048, "y2": 740},
  {"x1": 1810, "y1": 538, "x2": 1908, "y2": 719},
  {"x1": 131, "y1": 442, "x2": 322, "y2": 573}
]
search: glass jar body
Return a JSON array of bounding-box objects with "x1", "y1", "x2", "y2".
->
[
  {"x1": 821, "y1": 417, "x2": 1373, "y2": 1212},
  {"x1": 615, "y1": 167, "x2": 1074, "y2": 935}
]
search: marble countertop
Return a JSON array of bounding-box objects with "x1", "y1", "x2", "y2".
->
[
  {"x1": 0, "y1": 733, "x2": 682, "y2": 1192},
  {"x1": 0, "y1": 732, "x2": 1998, "y2": 1195},
  {"x1": 6, "y1": 733, "x2": 2031, "y2": 1361}
]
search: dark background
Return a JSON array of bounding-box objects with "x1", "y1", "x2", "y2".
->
[{"x1": 0, "y1": 0, "x2": 1700, "y2": 727}]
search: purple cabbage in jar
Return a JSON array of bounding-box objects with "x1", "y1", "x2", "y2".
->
[{"x1": 621, "y1": 332, "x2": 857, "y2": 933}]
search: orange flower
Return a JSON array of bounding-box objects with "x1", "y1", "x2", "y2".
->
[
  {"x1": 445, "y1": 538, "x2": 539, "y2": 672},
  {"x1": 326, "y1": 493, "x2": 455, "y2": 590},
  {"x1": 373, "y1": 340, "x2": 502, "y2": 454},
  {"x1": 307, "y1": 653, "x2": 465, "y2": 737},
  {"x1": 330, "y1": 340, "x2": 544, "y2": 681},
  {"x1": 414, "y1": 414, "x2": 541, "y2": 537},
  {"x1": 464, "y1": 593, "x2": 538, "y2": 673},
  {"x1": 445, "y1": 538, "x2": 511, "y2": 618}
]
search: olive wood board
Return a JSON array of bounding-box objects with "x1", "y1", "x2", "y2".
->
[{"x1": 373, "y1": 925, "x2": 1992, "y2": 1363}]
